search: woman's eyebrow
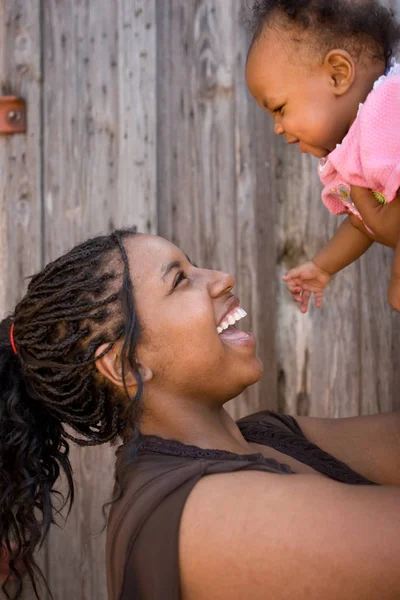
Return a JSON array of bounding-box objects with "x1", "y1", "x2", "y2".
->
[
  {"x1": 161, "y1": 256, "x2": 197, "y2": 281},
  {"x1": 161, "y1": 261, "x2": 181, "y2": 281}
]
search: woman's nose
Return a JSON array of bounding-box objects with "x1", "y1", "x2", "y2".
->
[{"x1": 208, "y1": 271, "x2": 235, "y2": 297}]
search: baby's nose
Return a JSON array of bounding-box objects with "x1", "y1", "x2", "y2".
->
[{"x1": 274, "y1": 122, "x2": 284, "y2": 136}]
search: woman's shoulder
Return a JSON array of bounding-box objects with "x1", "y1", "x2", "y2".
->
[
  {"x1": 106, "y1": 437, "x2": 294, "y2": 600},
  {"x1": 107, "y1": 452, "x2": 205, "y2": 544},
  {"x1": 179, "y1": 469, "x2": 400, "y2": 600},
  {"x1": 106, "y1": 452, "x2": 204, "y2": 600}
]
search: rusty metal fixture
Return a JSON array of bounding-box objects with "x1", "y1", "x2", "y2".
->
[{"x1": 0, "y1": 97, "x2": 26, "y2": 134}]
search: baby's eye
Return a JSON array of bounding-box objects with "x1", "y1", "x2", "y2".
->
[{"x1": 274, "y1": 105, "x2": 284, "y2": 116}]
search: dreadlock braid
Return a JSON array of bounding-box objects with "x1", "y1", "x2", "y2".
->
[{"x1": 0, "y1": 227, "x2": 141, "y2": 599}]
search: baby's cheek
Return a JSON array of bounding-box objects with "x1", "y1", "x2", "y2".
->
[{"x1": 322, "y1": 111, "x2": 349, "y2": 147}]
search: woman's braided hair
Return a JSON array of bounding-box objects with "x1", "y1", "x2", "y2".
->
[
  {"x1": 0, "y1": 227, "x2": 140, "y2": 599},
  {"x1": 248, "y1": 0, "x2": 400, "y2": 65}
]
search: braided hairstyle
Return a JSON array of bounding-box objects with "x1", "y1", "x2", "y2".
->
[
  {"x1": 0, "y1": 227, "x2": 141, "y2": 599},
  {"x1": 248, "y1": 0, "x2": 400, "y2": 65}
]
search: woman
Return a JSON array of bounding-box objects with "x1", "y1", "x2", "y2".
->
[{"x1": 1, "y1": 228, "x2": 400, "y2": 600}]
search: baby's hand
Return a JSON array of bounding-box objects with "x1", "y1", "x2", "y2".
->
[{"x1": 282, "y1": 261, "x2": 331, "y2": 313}]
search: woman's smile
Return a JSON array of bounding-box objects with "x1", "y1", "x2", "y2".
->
[
  {"x1": 215, "y1": 296, "x2": 256, "y2": 347},
  {"x1": 126, "y1": 234, "x2": 263, "y2": 401},
  {"x1": 216, "y1": 304, "x2": 255, "y2": 347}
]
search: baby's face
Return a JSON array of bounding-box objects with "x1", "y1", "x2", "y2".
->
[{"x1": 246, "y1": 28, "x2": 357, "y2": 158}]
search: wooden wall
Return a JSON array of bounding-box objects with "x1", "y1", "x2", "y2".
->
[{"x1": 0, "y1": 0, "x2": 399, "y2": 598}]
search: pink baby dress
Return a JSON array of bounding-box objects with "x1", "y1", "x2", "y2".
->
[{"x1": 318, "y1": 59, "x2": 400, "y2": 221}]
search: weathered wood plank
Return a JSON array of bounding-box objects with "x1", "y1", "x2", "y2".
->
[
  {"x1": 157, "y1": 0, "x2": 236, "y2": 272},
  {"x1": 275, "y1": 0, "x2": 400, "y2": 418},
  {"x1": 157, "y1": 0, "x2": 277, "y2": 418},
  {"x1": 275, "y1": 147, "x2": 362, "y2": 417},
  {"x1": 42, "y1": 1, "x2": 156, "y2": 598},
  {"x1": 274, "y1": 147, "x2": 400, "y2": 419},
  {"x1": 0, "y1": 0, "x2": 42, "y2": 315},
  {"x1": 0, "y1": 2, "x2": 44, "y2": 597},
  {"x1": 42, "y1": 4, "x2": 119, "y2": 596},
  {"x1": 359, "y1": 245, "x2": 399, "y2": 415},
  {"x1": 43, "y1": 1, "x2": 118, "y2": 258},
  {"x1": 233, "y1": 0, "x2": 277, "y2": 416},
  {"x1": 117, "y1": 1, "x2": 157, "y2": 234}
]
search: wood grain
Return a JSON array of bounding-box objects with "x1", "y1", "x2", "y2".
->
[
  {"x1": 0, "y1": 3, "x2": 44, "y2": 598},
  {"x1": 276, "y1": 0, "x2": 400, "y2": 418},
  {"x1": 41, "y1": 1, "x2": 156, "y2": 598},
  {"x1": 157, "y1": 0, "x2": 277, "y2": 418},
  {"x1": 0, "y1": 0, "x2": 42, "y2": 315}
]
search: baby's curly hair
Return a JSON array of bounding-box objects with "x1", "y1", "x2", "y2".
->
[{"x1": 249, "y1": 0, "x2": 400, "y2": 65}]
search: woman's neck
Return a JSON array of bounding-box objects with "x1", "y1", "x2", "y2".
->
[{"x1": 139, "y1": 394, "x2": 254, "y2": 454}]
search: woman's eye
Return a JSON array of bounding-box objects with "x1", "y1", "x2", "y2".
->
[{"x1": 173, "y1": 271, "x2": 186, "y2": 288}]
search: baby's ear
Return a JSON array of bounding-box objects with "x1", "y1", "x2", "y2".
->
[
  {"x1": 95, "y1": 342, "x2": 153, "y2": 391},
  {"x1": 324, "y1": 49, "x2": 355, "y2": 94}
]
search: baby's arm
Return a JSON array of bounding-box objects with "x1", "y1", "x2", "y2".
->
[
  {"x1": 313, "y1": 215, "x2": 373, "y2": 274},
  {"x1": 283, "y1": 216, "x2": 373, "y2": 313}
]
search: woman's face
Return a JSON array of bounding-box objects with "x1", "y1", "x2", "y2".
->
[{"x1": 126, "y1": 235, "x2": 263, "y2": 403}]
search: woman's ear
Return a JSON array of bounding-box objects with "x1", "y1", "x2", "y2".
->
[
  {"x1": 94, "y1": 342, "x2": 153, "y2": 393},
  {"x1": 323, "y1": 49, "x2": 355, "y2": 95}
]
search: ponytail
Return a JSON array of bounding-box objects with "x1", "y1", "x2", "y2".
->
[
  {"x1": 0, "y1": 315, "x2": 73, "y2": 599},
  {"x1": 0, "y1": 227, "x2": 142, "y2": 598}
]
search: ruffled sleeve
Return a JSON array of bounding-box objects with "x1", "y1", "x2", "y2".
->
[{"x1": 326, "y1": 73, "x2": 400, "y2": 206}]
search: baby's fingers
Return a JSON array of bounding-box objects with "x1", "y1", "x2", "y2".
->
[
  {"x1": 314, "y1": 290, "x2": 324, "y2": 309},
  {"x1": 282, "y1": 267, "x2": 304, "y2": 282},
  {"x1": 286, "y1": 279, "x2": 303, "y2": 294},
  {"x1": 300, "y1": 290, "x2": 311, "y2": 313}
]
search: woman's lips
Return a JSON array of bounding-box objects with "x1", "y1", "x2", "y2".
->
[
  {"x1": 219, "y1": 326, "x2": 250, "y2": 341},
  {"x1": 219, "y1": 326, "x2": 256, "y2": 348}
]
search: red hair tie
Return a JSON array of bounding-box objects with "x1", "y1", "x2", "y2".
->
[{"x1": 10, "y1": 323, "x2": 18, "y2": 355}]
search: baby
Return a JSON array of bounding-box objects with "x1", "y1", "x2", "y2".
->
[{"x1": 246, "y1": 0, "x2": 400, "y2": 313}]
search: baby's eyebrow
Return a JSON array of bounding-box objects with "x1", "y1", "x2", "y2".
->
[{"x1": 263, "y1": 96, "x2": 280, "y2": 111}]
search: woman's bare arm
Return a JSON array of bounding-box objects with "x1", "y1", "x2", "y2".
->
[
  {"x1": 295, "y1": 412, "x2": 400, "y2": 485},
  {"x1": 180, "y1": 471, "x2": 400, "y2": 600}
]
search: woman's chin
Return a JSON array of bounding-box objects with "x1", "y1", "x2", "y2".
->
[
  {"x1": 234, "y1": 357, "x2": 264, "y2": 393},
  {"x1": 249, "y1": 357, "x2": 264, "y2": 384}
]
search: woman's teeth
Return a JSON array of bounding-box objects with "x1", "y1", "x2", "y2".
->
[{"x1": 217, "y1": 307, "x2": 247, "y2": 334}]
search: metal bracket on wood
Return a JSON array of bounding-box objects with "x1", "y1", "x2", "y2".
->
[{"x1": 0, "y1": 97, "x2": 26, "y2": 134}]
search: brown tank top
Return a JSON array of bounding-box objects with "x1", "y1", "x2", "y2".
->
[{"x1": 106, "y1": 411, "x2": 374, "y2": 600}]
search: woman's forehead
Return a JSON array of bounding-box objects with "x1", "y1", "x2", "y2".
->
[{"x1": 125, "y1": 234, "x2": 186, "y2": 280}]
